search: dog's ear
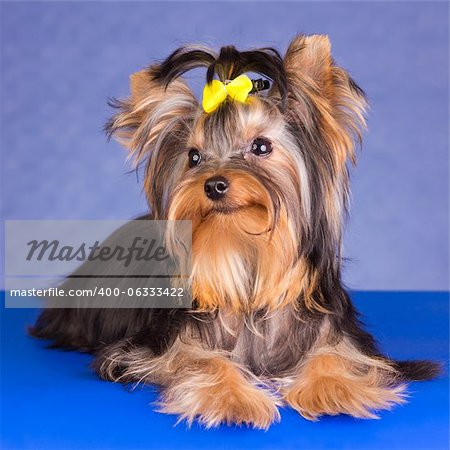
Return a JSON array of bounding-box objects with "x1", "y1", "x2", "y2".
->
[
  {"x1": 106, "y1": 67, "x2": 198, "y2": 216},
  {"x1": 129, "y1": 70, "x2": 154, "y2": 101},
  {"x1": 284, "y1": 34, "x2": 332, "y2": 85},
  {"x1": 106, "y1": 66, "x2": 198, "y2": 166},
  {"x1": 283, "y1": 34, "x2": 367, "y2": 166}
]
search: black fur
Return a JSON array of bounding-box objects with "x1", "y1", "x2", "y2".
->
[
  {"x1": 30, "y1": 216, "x2": 440, "y2": 383},
  {"x1": 151, "y1": 45, "x2": 289, "y2": 110},
  {"x1": 31, "y1": 41, "x2": 440, "y2": 424}
]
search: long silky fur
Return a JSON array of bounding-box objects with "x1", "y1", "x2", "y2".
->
[{"x1": 31, "y1": 35, "x2": 440, "y2": 427}]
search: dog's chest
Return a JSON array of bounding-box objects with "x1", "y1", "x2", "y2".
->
[{"x1": 211, "y1": 308, "x2": 312, "y2": 376}]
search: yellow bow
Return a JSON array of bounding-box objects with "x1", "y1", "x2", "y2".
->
[{"x1": 202, "y1": 74, "x2": 253, "y2": 113}]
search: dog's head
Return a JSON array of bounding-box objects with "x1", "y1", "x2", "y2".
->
[{"x1": 107, "y1": 35, "x2": 367, "y2": 313}]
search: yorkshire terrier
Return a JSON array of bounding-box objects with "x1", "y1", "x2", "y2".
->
[{"x1": 31, "y1": 35, "x2": 439, "y2": 428}]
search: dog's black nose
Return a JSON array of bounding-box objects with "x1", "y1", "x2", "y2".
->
[{"x1": 204, "y1": 176, "x2": 229, "y2": 200}]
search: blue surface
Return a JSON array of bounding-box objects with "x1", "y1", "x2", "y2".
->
[
  {"x1": 1, "y1": 2, "x2": 449, "y2": 291},
  {"x1": 1, "y1": 291, "x2": 448, "y2": 450}
]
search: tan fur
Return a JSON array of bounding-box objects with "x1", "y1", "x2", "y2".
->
[
  {"x1": 98, "y1": 314, "x2": 407, "y2": 425},
  {"x1": 284, "y1": 35, "x2": 367, "y2": 167},
  {"x1": 283, "y1": 327, "x2": 406, "y2": 420},
  {"x1": 98, "y1": 338, "x2": 280, "y2": 429},
  {"x1": 159, "y1": 355, "x2": 280, "y2": 429},
  {"x1": 99, "y1": 37, "x2": 414, "y2": 428},
  {"x1": 167, "y1": 166, "x2": 308, "y2": 314},
  {"x1": 110, "y1": 41, "x2": 367, "y2": 315},
  {"x1": 112, "y1": 68, "x2": 197, "y2": 160},
  {"x1": 284, "y1": 35, "x2": 367, "y2": 241},
  {"x1": 165, "y1": 97, "x2": 322, "y2": 314}
]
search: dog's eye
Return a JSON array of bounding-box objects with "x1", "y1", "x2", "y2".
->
[
  {"x1": 188, "y1": 149, "x2": 202, "y2": 167},
  {"x1": 251, "y1": 138, "x2": 272, "y2": 156}
]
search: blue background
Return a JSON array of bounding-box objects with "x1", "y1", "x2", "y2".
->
[
  {"x1": 1, "y1": 1, "x2": 448, "y2": 291},
  {"x1": 1, "y1": 3, "x2": 449, "y2": 449},
  {"x1": 1, "y1": 291, "x2": 448, "y2": 450}
]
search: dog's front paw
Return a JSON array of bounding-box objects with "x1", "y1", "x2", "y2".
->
[
  {"x1": 284, "y1": 354, "x2": 406, "y2": 420},
  {"x1": 159, "y1": 361, "x2": 280, "y2": 429}
]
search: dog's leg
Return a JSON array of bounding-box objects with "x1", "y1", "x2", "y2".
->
[
  {"x1": 94, "y1": 337, "x2": 280, "y2": 429},
  {"x1": 282, "y1": 329, "x2": 406, "y2": 420}
]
